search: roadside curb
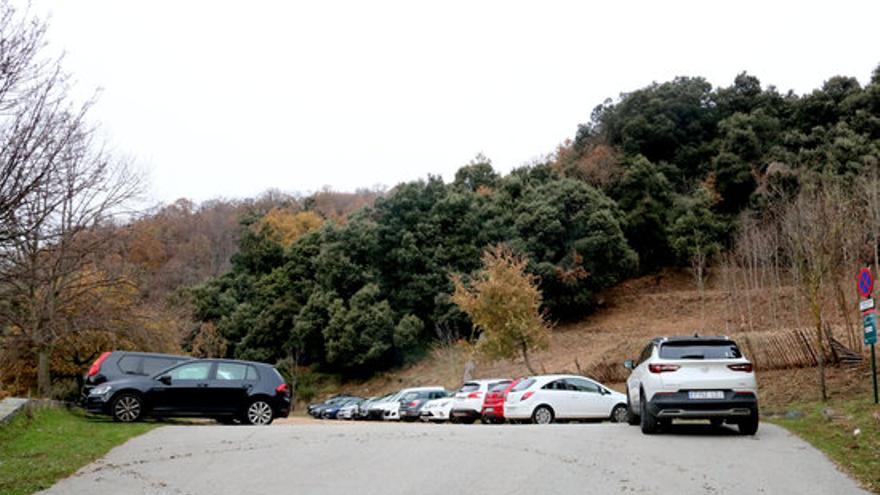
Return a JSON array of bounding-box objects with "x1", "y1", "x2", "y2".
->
[
  {"x1": 0, "y1": 398, "x2": 68, "y2": 425},
  {"x1": 0, "y1": 397, "x2": 29, "y2": 424}
]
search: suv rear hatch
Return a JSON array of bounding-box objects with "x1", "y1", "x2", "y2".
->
[{"x1": 654, "y1": 339, "x2": 754, "y2": 391}]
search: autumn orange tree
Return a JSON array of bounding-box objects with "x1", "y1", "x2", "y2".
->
[
  {"x1": 451, "y1": 245, "x2": 551, "y2": 374},
  {"x1": 257, "y1": 208, "x2": 323, "y2": 247}
]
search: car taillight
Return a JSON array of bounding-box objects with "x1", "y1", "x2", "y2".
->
[
  {"x1": 275, "y1": 383, "x2": 288, "y2": 394},
  {"x1": 467, "y1": 391, "x2": 482, "y2": 399},
  {"x1": 728, "y1": 363, "x2": 753, "y2": 372},
  {"x1": 521, "y1": 391, "x2": 534, "y2": 401},
  {"x1": 648, "y1": 364, "x2": 680, "y2": 373},
  {"x1": 88, "y1": 352, "x2": 111, "y2": 377}
]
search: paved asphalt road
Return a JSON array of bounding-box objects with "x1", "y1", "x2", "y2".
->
[{"x1": 42, "y1": 421, "x2": 867, "y2": 495}]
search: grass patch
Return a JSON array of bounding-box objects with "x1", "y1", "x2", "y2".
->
[
  {"x1": 769, "y1": 396, "x2": 880, "y2": 493},
  {"x1": 0, "y1": 406, "x2": 156, "y2": 495}
]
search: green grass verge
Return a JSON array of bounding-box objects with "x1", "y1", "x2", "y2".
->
[
  {"x1": 769, "y1": 397, "x2": 880, "y2": 493},
  {"x1": 0, "y1": 406, "x2": 156, "y2": 495}
]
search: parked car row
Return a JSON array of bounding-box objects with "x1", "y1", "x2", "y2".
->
[
  {"x1": 81, "y1": 336, "x2": 758, "y2": 435},
  {"x1": 309, "y1": 336, "x2": 760, "y2": 435},
  {"x1": 82, "y1": 351, "x2": 291, "y2": 425},
  {"x1": 309, "y1": 375, "x2": 630, "y2": 425}
]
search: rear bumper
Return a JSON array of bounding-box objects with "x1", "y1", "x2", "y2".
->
[
  {"x1": 647, "y1": 391, "x2": 757, "y2": 420},
  {"x1": 481, "y1": 405, "x2": 504, "y2": 419},
  {"x1": 450, "y1": 408, "x2": 481, "y2": 420},
  {"x1": 274, "y1": 403, "x2": 291, "y2": 418},
  {"x1": 399, "y1": 409, "x2": 422, "y2": 419}
]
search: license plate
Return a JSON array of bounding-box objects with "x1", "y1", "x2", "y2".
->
[
  {"x1": 484, "y1": 407, "x2": 494, "y2": 413},
  {"x1": 689, "y1": 391, "x2": 724, "y2": 399}
]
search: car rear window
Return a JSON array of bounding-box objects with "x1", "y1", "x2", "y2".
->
[
  {"x1": 459, "y1": 382, "x2": 480, "y2": 393},
  {"x1": 488, "y1": 381, "x2": 512, "y2": 392},
  {"x1": 510, "y1": 378, "x2": 535, "y2": 392},
  {"x1": 659, "y1": 341, "x2": 742, "y2": 359}
]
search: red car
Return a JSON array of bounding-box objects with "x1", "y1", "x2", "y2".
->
[{"x1": 480, "y1": 379, "x2": 519, "y2": 424}]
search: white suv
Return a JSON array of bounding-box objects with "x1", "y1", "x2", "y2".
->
[
  {"x1": 450, "y1": 379, "x2": 511, "y2": 424},
  {"x1": 624, "y1": 336, "x2": 759, "y2": 435}
]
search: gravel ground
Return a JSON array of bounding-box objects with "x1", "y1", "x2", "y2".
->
[{"x1": 41, "y1": 421, "x2": 868, "y2": 495}]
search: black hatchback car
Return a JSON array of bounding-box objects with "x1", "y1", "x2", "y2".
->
[{"x1": 85, "y1": 358, "x2": 291, "y2": 425}]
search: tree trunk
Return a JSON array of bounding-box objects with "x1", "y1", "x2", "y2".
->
[
  {"x1": 37, "y1": 349, "x2": 51, "y2": 397},
  {"x1": 521, "y1": 340, "x2": 536, "y2": 375},
  {"x1": 832, "y1": 274, "x2": 855, "y2": 350},
  {"x1": 810, "y1": 288, "x2": 827, "y2": 402}
]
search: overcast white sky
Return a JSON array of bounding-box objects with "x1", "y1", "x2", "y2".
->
[{"x1": 27, "y1": 1, "x2": 880, "y2": 204}]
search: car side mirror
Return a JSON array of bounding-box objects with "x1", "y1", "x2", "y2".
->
[
  {"x1": 624, "y1": 360, "x2": 634, "y2": 370},
  {"x1": 158, "y1": 374, "x2": 172, "y2": 385}
]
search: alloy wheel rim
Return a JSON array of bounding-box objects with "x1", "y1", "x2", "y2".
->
[
  {"x1": 115, "y1": 396, "x2": 140, "y2": 422},
  {"x1": 614, "y1": 407, "x2": 627, "y2": 422},
  {"x1": 535, "y1": 408, "x2": 551, "y2": 424},
  {"x1": 248, "y1": 401, "x2": 272, "y2": 425}
]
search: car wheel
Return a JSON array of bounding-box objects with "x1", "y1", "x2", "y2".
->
[
  {"x1": 532, "y1": 405, "x2": 554, "y2": 425},
  {"x1": 626, "y1": 391, "x2": 640, "y2": 425},
  {"x1": 610, "y1": 404, "x2": 628, "y2": 423},
  {"x1": 639, "y1": 392, "x2": 658, "y2": 434},
  {"x1": 111, "y1": 393, "x2": 143, "y2": 423},
  {"x1": 244, "y1": 400, "x2": 274, "y2": 426},
  {"x1": 738, "y1": 409, "x2": 759, "y2": 436}
]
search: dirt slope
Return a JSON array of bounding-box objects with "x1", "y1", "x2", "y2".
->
[{"x1": 334, "y1": 268, "x2": 861, "y2": 400}]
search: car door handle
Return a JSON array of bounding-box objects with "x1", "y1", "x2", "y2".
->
[{"x1": 197, "y1": 383, "x2": 209, "y2": 388}]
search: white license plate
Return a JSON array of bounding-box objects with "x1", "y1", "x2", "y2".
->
[{"x1": 689, "y1": 391, "x2": 724, "y2": 400}]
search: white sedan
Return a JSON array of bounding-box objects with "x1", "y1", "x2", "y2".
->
[
  {"x1": 504, "y1": 374, "x2": 628, "y2": 424},
  {"x1": 419, "y1": 395, "x2": 454, "y2": 422}
]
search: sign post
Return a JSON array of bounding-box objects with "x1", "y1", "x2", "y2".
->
[{"x1": 857, "y1": 267, "x2": 879, "y2": 404}]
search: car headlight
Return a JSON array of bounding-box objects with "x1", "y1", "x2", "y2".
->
[{"x1": 91, "y1": 384, "x2": 112, "y2": 396}]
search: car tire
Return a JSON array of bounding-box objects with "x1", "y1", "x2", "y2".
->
[
  {"x1": 111, "y1": 393, "x2": 143, "y2": 423},
  {"x1": 244, "y1": 399, "x2": 274, "y2": 426},
  {"x1": 639, "y1": 392, "x2": 658, "y2": 434},
  {"x1": 626, "y1": 391, "x2": 640, "y2": 426},
  {"x1": 738, "y1": 409, "x2": 759, "y2": 436},
  {"x1": 532, "y1": 405, "x2": 554, "y2": 425},
  {"x1": 610, "y1": 404, "x2": 629, "y2": 423}
]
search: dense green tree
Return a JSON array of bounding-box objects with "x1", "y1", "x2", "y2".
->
[
  {"x1": 323, "y1": 284, "x2": 395, "y2": 371},
  {"x1": 611, "y1": 155, "x2": 675, "y2": 270}
]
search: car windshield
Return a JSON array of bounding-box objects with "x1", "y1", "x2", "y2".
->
[
  {"x1": 510, "y1": 378, "x2": 535, "y2": 392},
  {"x1": 660, "y1": 341, "x2": 742, "y2": 360}
]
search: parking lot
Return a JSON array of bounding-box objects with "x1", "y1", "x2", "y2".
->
[{"x1": 43, "y1": 421, "x2": 867, "y2": 495}]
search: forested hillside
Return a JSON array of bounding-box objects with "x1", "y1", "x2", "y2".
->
[
  {"x1": 0, "y1": 0, "x2": 877, "y2": 397},
  {"x1": 189, "y1": 68, "x2": 880, "y2": 380}
]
